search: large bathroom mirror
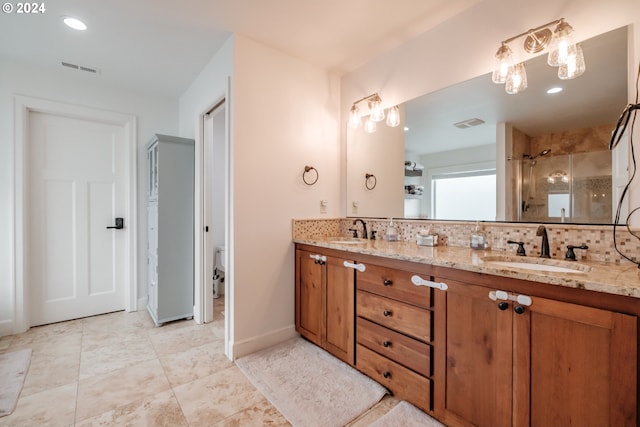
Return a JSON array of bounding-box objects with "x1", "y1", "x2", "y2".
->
[{"x1": 346, "y1": 26, "x2": 629, "y2": 224}]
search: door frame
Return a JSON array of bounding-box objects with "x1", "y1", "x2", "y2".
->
[
  {"x1": 193, "y1": 80, "x2": 233, "y2": 360},
  {"x1": 12, "y1": 95, "x2": 137, "y2": 334}
]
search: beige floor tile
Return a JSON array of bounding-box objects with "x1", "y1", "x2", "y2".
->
[
  {"x1": 0, "y1": 335, "x2": 14, "y2": 351},
  {"x1": 10, "y1": 330, "x2": 82, "y2": 355},
  {"x1": 9, "y1": 319, "x2": 83, "y2": 348},
  {"x1": 205, "y1": 319, "x2": 225, "y2": 340},
  {"x1": 74, "y1": 389, "x2": 188, "y2": 427},
  {"x1": 75, "y1": 358, "x2": 171, "y2": 422},
  {"x1": 80, "y1": 327, "x2": 150, "y2": 352},
  {"x1": 147, "y1": 322, "x2": 217, "y2": 357},
  {"x1": 213, "y1": 398, "x2": 292, "y2": 426},
  {"x1": 15, "y1": 332, "x2": 82, "y2": 397},
  {"x1": 79, "y1": 333, "x2": 157, "y2": 379},
  {"x1": 159, "y1": 340, "x2": 233, "y2": 387},
  {"x1": 0, "y1": 382, "x2": 77, "y2": 427},
  {"x1": 21, "y1": 349, "x2": 80, "y2": 397},
  {"x1": 173, "y1": 365, "x2": 264, "y2": 426},
  {"x1": 346, "y1": 395, "x2": 399, "y2": 426},
  {"x1": 81, "y1": 310, "x2": 155, "y2": 334}
]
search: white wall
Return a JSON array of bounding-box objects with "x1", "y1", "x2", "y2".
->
[
  {"x1": 341, "y1": 0, "x2": 640, "y2": 220},
  {"x1": 0, "y1": 59, "x2": 178, "y2": 333},
  {"x1": 178, "y1": 37, "x2": 234, "y2": 138},
  {"x1": 178, "y1": 36, "x2": 233, "y2": 344},
  {"x1": 231, "y1": 35, "x2": 341, "y2": 357}
]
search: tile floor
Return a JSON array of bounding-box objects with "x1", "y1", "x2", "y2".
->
[{"x1": 0, "y1": 297, "x2": 399, "y2": 426}]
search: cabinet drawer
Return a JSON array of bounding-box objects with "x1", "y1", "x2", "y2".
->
[
  {"x1": 356, "y1": 343, "x2": 432, "y2": 413},
  {"x1": 357, "y1": 290, "x2": 431, "y2": 342},
  {"x1": 357, "y1": 317, "x2": 431, "y2": 377},
  {"x1": 357, "y1": 263, "x2": 432, "y2": 308}
]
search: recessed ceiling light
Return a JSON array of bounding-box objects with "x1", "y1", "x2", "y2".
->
[
  {"x1": 547, "y1": 87, "x2": 563, "y2": 94},
  {"x1": 63, "y1": 17, "x2": 87, "y2": 31}
]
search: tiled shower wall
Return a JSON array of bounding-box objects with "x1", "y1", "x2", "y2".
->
[{"x1": 292, "y1": 218, "x2": 640, "y2": 266}]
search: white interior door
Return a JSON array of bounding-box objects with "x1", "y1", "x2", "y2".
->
[{"x1": 27, "y1": 111, "x2": 128, "y2": 326}]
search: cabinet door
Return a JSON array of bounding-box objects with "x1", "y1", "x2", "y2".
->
[
  {"x1": 295, "y1": 249, "x2": 323, "y2": 347},
  {"x1": 324, "y1": 254, "x2": 355, "y2": 365},
  {"x1": 517, "y1": 297, "x2": 637, "y2": 427},
  {"x1": 436, "y1": 279, "x2": 512, "y2": 427}
]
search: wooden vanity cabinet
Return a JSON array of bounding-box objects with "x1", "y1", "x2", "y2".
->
[
  {"x1": 353, "y1": 254, "x2": 439, "y2": 413},
  {"x1": 295, "y1": 245, "x2": 355, "y2": 365},
  {"x1": 433, "y1": 267, "x2": 638, "y2": 427}
]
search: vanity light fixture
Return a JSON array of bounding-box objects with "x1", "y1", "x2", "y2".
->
[
  {"x1": 547, "y1": 170, "x2": 569, "y2": 184},
  {"x1": 348, "y1": 92, "x2": 400, "y2": 132},
  {"x1": 547, "y1": 86, "x2": 563, "y2": 94},
  {"x1": 386, "y1": 105, "x2": 401, "y2": 127},
  {"x1": 491, "y1": 18, "x2": 585, "y2": 94}
]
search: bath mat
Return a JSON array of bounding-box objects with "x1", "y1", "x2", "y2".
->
[
  {"x1": 0, "y1": 348, "x2": 32, "y2": 417},
  {"x1": 369, "y1": 400, "x2": 446, "y2": 427},
  {"x1": 236, "y1": 337, "x2": 387, "y2": 427}
]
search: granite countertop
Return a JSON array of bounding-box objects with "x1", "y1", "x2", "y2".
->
[{"x1": 294, "y1": 237, "x2": 640, "y2": 299}]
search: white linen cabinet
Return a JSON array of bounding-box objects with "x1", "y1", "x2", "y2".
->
[{"x1": 146, "y1": 134, "x2": 195, "y2": 326}]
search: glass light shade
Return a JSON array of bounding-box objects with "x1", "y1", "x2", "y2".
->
[
  {"x1": 492, "y1": 44, "x2": 513, "y2": 84},
  {"x1": 364, "y1": 117, "x2": 377, "y2": 133},
  {"x1": 348, "y1": 104, "x2": 361, "y2": 128},
  {"x1": 505, "y1": 63, "x2": 527, "y2": 94},
  {"x1": 548, "y1": 21, "x2": 576, "y2": 66},
  {"x1": 386, "y1": 105, "x2": 400, "y2": 127},
  {"x1": 368, "y1": 94, "x2": 385, "y2": 122},
  {"x1": 558, "y1": 43, "x2": 585, "y2": 79}
]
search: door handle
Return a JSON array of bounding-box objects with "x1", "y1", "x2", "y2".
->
[{"x1": 107, "y1": 217, "x2": 124, "y2": 230}]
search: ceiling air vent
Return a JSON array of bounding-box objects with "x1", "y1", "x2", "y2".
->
[
  {"x1": 60, "y1": 61, "x2": 101, "y2": 74},
  {"x1": 453, "y1": 118, "x2": 485, "y2": 129}
]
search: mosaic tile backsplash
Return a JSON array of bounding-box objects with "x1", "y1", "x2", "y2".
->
[{"x1": 292, "y1": 218, "x2": 640, "y2": 266}]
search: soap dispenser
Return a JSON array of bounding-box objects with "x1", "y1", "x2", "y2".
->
[
  {"x1": 470, "y1": 221, "x2": 488, "y2": 250},
  {"x1": 384, "y1": 218, "x2": 398, "y2": 241}
]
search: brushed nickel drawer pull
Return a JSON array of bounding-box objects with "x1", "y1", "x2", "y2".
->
[
  {"x1": 343, "y1": 261, "x2": 366, "y2": 272},
  {"x1": 410, "y1": 275, "x2": 448, "y2": 291}
]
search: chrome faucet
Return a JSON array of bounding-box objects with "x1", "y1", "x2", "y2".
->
[
  {"x1": 353, "y1": 219, "x2": 368, "y2": 239},
  {"x1": 536, "y1": 225, "x2": 550, "y2": 258}
]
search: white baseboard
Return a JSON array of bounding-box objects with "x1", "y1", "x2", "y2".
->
[
  {"x1": 232, "y1": 324, "x2": 298, "y2": 359},
  {"x1": 0, "y1": 319, "x2": 16, "y2": 337},
  {"x1": 137, "y1": 297, "x2": 148, "y2": 312}
]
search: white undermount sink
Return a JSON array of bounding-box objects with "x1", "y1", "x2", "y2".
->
[
  {"x1": 328, "y1": 238, "x2": 368, "y2": 245},
  {"x1": 482, "y1": 256, "x2": 590, "y2": 274}
]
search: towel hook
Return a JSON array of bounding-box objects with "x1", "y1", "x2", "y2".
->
[
  {"x1": 303, "y1": 165, "x2": 319, "y2": 185},
  {"x1": 365, "y1": 173, "x2": 377, "y2": 190}
]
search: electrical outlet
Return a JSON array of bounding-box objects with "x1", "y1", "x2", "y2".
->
[
  {"x1": 352, "y1": 201, "x2": 359, "y2": 215},
  {"x1": 320, "y1": 200, "x2": 328, "y2": 214}
]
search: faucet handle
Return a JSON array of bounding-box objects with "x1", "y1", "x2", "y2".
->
[
  {"x1": 370, "y1": 230, "x2": 377, "y2": 240},
  {"x1": 565, "y1": 244, "x2": 588, "y2": 261},
  {"x1": 348, "y1": 228, "x2": 358, "y2": 238},
  {"x1": 507, "y1": 240, "x2": 526, "y2": 256}
]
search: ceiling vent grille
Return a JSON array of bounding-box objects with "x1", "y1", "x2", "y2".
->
[
  {"x1": 453, "y1": 118, "x2": 485, "y2": 129},
  {"x1": 60, "y1": 61, "x2": 101, "y2": 74}
]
